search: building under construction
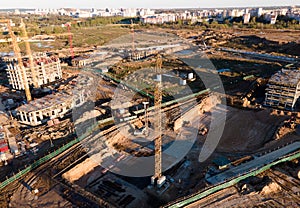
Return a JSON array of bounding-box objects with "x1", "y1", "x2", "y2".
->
[
  {"x1": 264, "y1": 69, "x2": 300, "y2": 110},
  {"x1": 1, "y1": 19, "x2": 92, "y2": 127},
  {"x1": 16, "y1": 75, "x2": 94, "y2": 126},
  {"x1": 127, "y1": 50, "x2": 158, "y2": 61},
  {"x1": 5, "y1": 53, "x2": 62, "y2": 90}
]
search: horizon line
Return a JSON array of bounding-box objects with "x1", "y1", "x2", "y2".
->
[{"x1": 0, "y1": 4, "x2": 298, "y2": 10}]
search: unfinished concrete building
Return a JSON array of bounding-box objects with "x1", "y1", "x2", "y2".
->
[
  {"x1": 16, "y1": 75, "x2": 94, "y2": 126},
  {"x1": 5, "y1": 53, "x2": 62, "y2": 90},
  {"x1": 264, "y1": 69, "x2": 300, "y2": 110},
  {"x1": 127, "y1": 50, "x2": 158, "y2": 61},
  {"x1": 16, "y1": 92, "x2": 73, "y2": 126}
]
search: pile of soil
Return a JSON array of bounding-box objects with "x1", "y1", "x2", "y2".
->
[
  {"x1": 260, "y1": 182, "x2": 282, "y2": 195},
  {"x1": 62, "y1": 157, "x2": 98, "y2": 183}
]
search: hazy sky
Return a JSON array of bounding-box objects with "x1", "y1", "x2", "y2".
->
[{"x1": 1, "y1": 0, "x2": 299, "y2": 9}]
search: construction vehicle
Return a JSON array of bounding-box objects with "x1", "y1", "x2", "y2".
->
[{"x1": 199, "y1": 127, "x2": 208, "y2": 136}]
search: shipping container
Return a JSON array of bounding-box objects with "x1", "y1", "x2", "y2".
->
[{"x1": 0, "y1": 145, "x2": 9, "y2": 152}]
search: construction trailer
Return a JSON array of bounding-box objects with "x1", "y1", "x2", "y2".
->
[
  {"x1": 264, "y1": 69, "x2": 300, "y2": 110},
  {"x1": 0, "y1": 140, "x2": 9, "y2": 153}
]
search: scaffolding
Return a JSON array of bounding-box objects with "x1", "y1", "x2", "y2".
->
[{"x1": 264, "y1": 69, "x2": 300, "y2": 110}]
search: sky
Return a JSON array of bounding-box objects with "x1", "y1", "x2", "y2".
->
[{"x1": 0, "y1": 0, "x2": 299, "y2": 9}]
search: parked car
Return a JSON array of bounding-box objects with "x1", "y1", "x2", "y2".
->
[{"x1": 0, "y1": 133, "x2": 5, "y2": 139}]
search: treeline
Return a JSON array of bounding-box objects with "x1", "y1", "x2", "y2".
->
[
  {"x1": 0, "y1": 16, "x2": 132, "y2": 37},
  {"x1": 140, "y1": 15, "x2": 300, "y2": 30},
  {"x1": 75, "y1": 16, "x2": 127, "y2": 27}
]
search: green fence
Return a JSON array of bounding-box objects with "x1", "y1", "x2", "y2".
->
[
  {"x1": 0, "y1": 86, "x2": 209, "y2": 191},
  {"x1": 0, "y1": 123, "x2": 98, "y2": 190},
  {"x1": 166, "y1": 150, "x2": 300, "y2": 208}
]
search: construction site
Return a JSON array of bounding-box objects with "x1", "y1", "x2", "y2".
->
[{"x1": 0, "y1": 16, "x2": 299, "y2": 208}]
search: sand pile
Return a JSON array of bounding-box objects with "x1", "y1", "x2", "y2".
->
[
  {"x1": 62, "y1": 157, "x2": 99, "y2": 183},
  {"x1": 260, "y1": 182, "x2": 281, "y2": 195}
]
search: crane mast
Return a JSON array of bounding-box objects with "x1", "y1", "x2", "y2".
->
[
  {"x1": 20, "y1": 19, "x2": 39, "y2": 88},
  {"x1": 131, "y1": 19, "x2": 135, "y2": 52},
  {"x1": 65, "y1": 23, "x2": 74, "y2": 59},
  {"x1": 1, "y1": 19, "x2": 32, "y2": 101},
  {"x1": 153, "y1": 54, "x2": 163, "y2": 183}
]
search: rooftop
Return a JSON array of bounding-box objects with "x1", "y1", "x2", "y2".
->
[
  {"x1": 16, "y1": 92, "x2": 72, "y2": 113},
  {"x1": 16, "y1": 74, "x2": 94, "y2": 113},
  {"x1": 268, "y1": 69, "x2": 300, "y2": 87}
]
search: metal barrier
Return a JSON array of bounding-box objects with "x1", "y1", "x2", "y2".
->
[
  {"x1": 0, "y1": 123, "x2": 98, "y2": 190},
  {"x1": 0, "y1": 84, "x2": 209, "y2": 190}
]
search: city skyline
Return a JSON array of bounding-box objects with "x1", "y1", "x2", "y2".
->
[{"x1": 0, "y1": 0, "x2": 299, "y2": 9}]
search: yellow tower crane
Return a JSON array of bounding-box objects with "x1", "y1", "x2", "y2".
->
[
  {"x1": 20, "y1": 18, "x2": 39, "y2": 88},
  {"x1": 152, "y1": 54, "x2": 164, "y2": 186},
  {"x1": 0, "y1": 19, "x2": 32, "y2": 101}
]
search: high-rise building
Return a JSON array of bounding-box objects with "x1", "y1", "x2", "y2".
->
[
  {"x1": 243, "y1": 13, "x2": 251, "y2": 24},
  {"x1": 257, "y1": 8, "x2": 263, "y2": 17},
  {"x1": 5, "y1": 53, "x2": 62, "y2": 90}
]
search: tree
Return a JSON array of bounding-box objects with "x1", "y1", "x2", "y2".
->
[
  {"x1": 250, "y1": 16, "x2": 256, "y2": 23},
  {"x1": 177, "y1": 19, "x2": 183, "y2": 25}
]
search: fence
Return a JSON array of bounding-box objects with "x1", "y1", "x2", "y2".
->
[
  {"x1": 165, "y1": 150, "x2": 300, "y2": 208},
  {"x1": 0, "y1": 85, "x2": 210, "y2": 190},
  {"x1": 0, "y1": 123, "x2": 98, "y2": 190}
]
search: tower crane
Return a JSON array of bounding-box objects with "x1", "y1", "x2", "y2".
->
[
  {"x1": 0, "y1": 19, "x2": 32, "y2": 101},
  {"x1": 65, "y1": 22, "x2": 74, "y2": 59},
  {"x1": 130, "y1": 19, "x2": 135, "y2": 52},
  {"x1": 152, "y1": 54, "x2": 165, "y2": 187},
  {"x1": 20, "y1": 19, "x2": 39, "y2": 88}
]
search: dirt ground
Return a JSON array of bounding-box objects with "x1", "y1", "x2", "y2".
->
[
  {"x1": 9, "y1": 176, "x2": 72, "y2": 208},
  {"x1": 216, "y1": 107, "x2": 288, "y2": 153},
  {"x1": 175, "y1": 28, "x2": 300, "y2": 56},
  {"x1": 62, "y1": 157, "x2": 99, "y2": 183},
  {"x1": 186, "y1": 160, "x2": 300, "y2": 208}
]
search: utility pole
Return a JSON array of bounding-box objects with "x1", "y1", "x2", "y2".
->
[{"x1": 143, "y1": 101, "x2": 149, "y2": 135}]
